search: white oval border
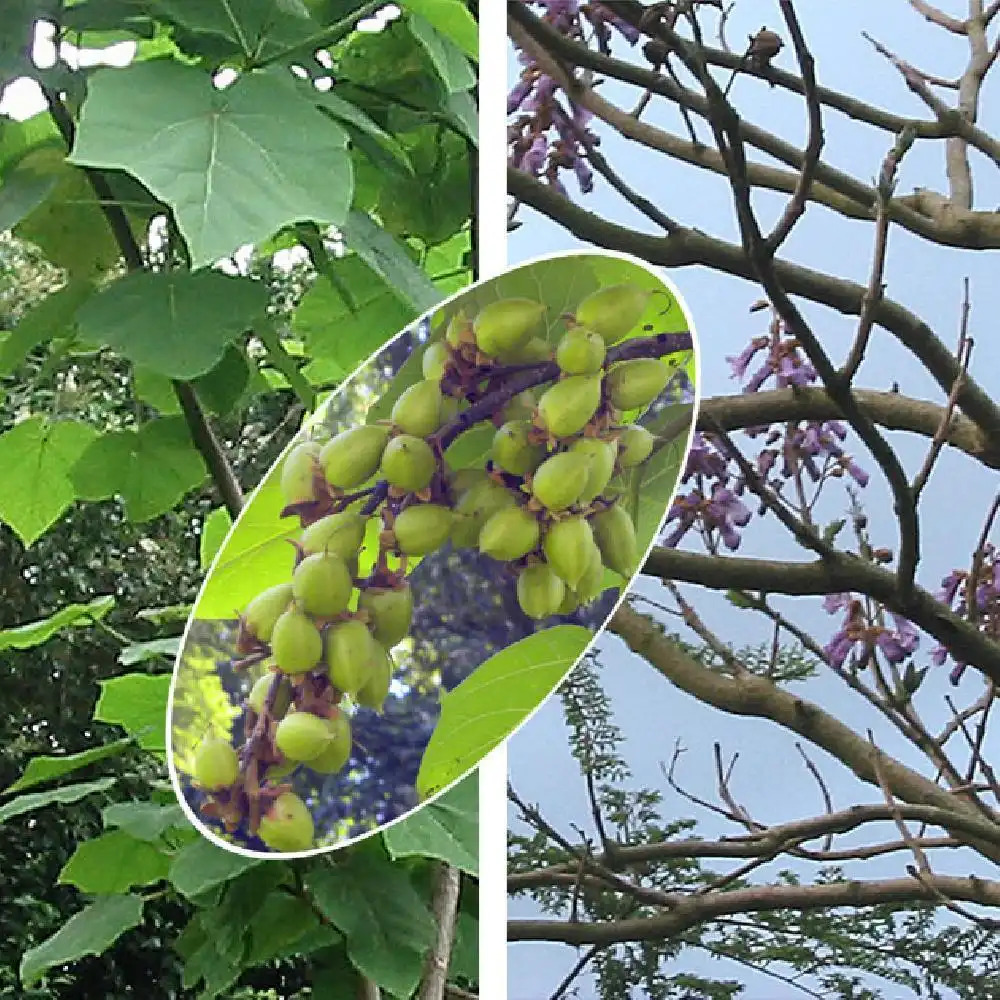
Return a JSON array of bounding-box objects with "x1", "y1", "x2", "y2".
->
[{"x1": 165, "y1": 247, "x2": 703, "y2": 861}]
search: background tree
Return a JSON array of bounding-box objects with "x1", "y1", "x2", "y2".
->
[
  {"x1": 0, "y1": 2, "x2": 478, "y2": 997},
  {"x1": 506, "y1": 1, "x2": 1000, "y2": 997}
]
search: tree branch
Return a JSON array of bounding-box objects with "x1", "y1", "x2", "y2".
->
[{"x1": 609, "y1": 603, "x2": 1000, "y2": 857}]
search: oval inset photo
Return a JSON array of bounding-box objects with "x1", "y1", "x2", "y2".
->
[{"x1": 167, "y1": 250, "x2": 700, "y2": 856}]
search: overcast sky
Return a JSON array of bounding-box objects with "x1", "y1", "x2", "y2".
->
[{"x1": 506, "y1": 3, "x2": 1000, "y2": 998}]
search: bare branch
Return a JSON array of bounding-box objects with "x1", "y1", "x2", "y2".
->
[
  {"x1": 509, "y1": 872, "x2": 1000, "y2": 944},
  {"x1": 610, "y1": 603, "x2": 1000, "y2": 859},
  {"x1": 908, "y1": 0, "x2": 968, "y2": 33},
  {"x1": 842, "y1": 129, "x2": 914, "y2": 381}
]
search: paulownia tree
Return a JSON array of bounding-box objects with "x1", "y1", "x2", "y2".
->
[
  {"x1": 506, "y1": 1, "x2": 1000, "y2": 997},
  {"x1": 0, "y1": 2, "x2": 478, "y2": 997}
]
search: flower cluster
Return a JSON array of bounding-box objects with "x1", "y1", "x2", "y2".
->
[
  {"x1": 508, "y1": 1, "x2": 640, "y2": 196},
  {"x1": 663, "y1": 320, "x2": 870, "y2": 552},
  {"x1": 932, "y1": 547, "x2": 1000, "y2": 684},
  {"x1": 821, "y1": 592, "x2": 919, "y2": 670}
]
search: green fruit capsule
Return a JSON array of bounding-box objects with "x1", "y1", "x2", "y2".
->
[
  {"x1": 356, "y1": 643, "x2": 393, "y2": 712},
  {"x1": 394, "y1": 503, "x2": 454, "y2": 555},
  {"x1": 264, "y1": 759, "x2": 298, "y2": 782},
  {"x1": 543, "y1": 516, "x2": 595, "y2": 587},
  {"x1": 618, "y1": 425, "x2": 656, "y2": 467},
  {"x1": 556, "y1": 328, "x2": 606, "y2": 375},
  {"x1": 247, "y1": 672, "x2": 292, "y2": 718},
  {"x1": 445, "y1": 310, "x2": 469, "y2": 348},
  {"x1": 452, "y1": 479, "x2": 517, "y2": 547},
  {"x1": 300, "y1": 511, "x2": 367, "y2": 560},
  {"x1": 557, "y1": 588, "x2": 580, "y2": 615},
  {"x1": 308, "y1": 712, "x2": 353, "y2": 773},
  {"x1": 516, "y1": 563, "x2": 566, "y2": 620},
  {"x1": 606, "y1": 359, "x2": 670, "y2": 411},
  {"x1": 275, "y1": 711, "x2": 332, "y2": 761},
  {"x1": 258, "y1": 792, "x2": 314, "y2": 853},
  {"x1": 193, "y1": 736, "x2": 238, "y2": 790},
  {"x1": 358, "y1": 584, "x2": 413, "y2": 647},
  {"x1": 575, "y1": 541, "x2": 606, "y2": 602},
  {"x1": 575, "y1": 283, "x2": 652, "y2": 345},
  {"x1": 440, "y1": 394, "x2": 460, "y2": 423},
  {"x1": 270, "y1": 609, "x2": 323, "y2": 675},
  {"x1": 473, "y1": 298, "x2": 546, "y2": 357},
  {"x1": 291, "y1": 552, "x2": 352, "y2": 618},
  {"x1": 326, "y1": 619, "x2": 377, "y2": 696},
  {"x1": 391, "y1": 379, "x2": 443, "y2": 437},
  {"x1": 591, "y1": 503, "x2": 639, "y2": 578},
  {"x1": 479, "y1": 505, "x2": 540, "y2": 561},
  {"x1": 380, "y1": 434, "x2": 436, "y2": 493},
  {"x1": 422, "y1": 341, "x2": 450, "y2": 381},
  {"x1": 492, "y1": 420, "x2": 546, "y2": 477},
  {"x1": 450, "y1": 467, "x2": 489, "y2": 498},
  {"x1": 321, "y1": 424, "x2": 391, "y2": 488},
  {"x1": 531, "y1": 451, "x2": 592, "y2": 511},
  {"x1": 244, "y1": 583, "x2": 294, "y2": 642},
  {"x1": 500, "y1": 336, "x2": 551, "y2": 363},
  {"x1": 570, "y1": 437, "x2": 618, "y2": 504},
  {"x1": 502, "y1": 389, "x2": 537, "y2": 423},
  {"x1": 538, "y1": 375, "x2": 602, "y2": 438},
  {"x1": 280, "y1": 441, "x2": 321, "y2": 506}
]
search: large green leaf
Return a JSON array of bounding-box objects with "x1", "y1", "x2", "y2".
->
[
  {"x1": 69, "y1": 417, "x2": 208, "y2": 522},
  {"x1": 0, "y1": 278, "x2": 95, "y2": 376},
  {"x1": 416, "y1": 625, "x2": 592, "y2": 799},
  {"x1": 406, "y1": 13, "x2": 475, "y2": 93},
  {"x1": 93, "y1": 673, "x2": 171, "y2": 752},
  {"x1": 383, "y1": 772, "x2": 477, "y2": 875},
  {"x1": 69, "y1": 60, "x2": 353, "y2": 267},
  {"x1": 74, "y1": 269, "x2": 267, "y2": 380},
  {"x1": 5, "y1": 738, "x2": 131, "y2": 795},
  {"x1": 20, "y1": 894, "x2": 145, "y2": 986},
  {"x1": 153, "y1": 0, "x2": 321, "y2": 64},
  {"x1": 0, "y1": 777, "x2": 117, "y2": 826},
  {"x1": 102, "y1": 800, "x2": 190, "y2": 841},
  {"x1": 305, "y1": 842, "x2": 436, "y2": 998},
  {"x1": 0, "y1": 416, "x2": 98, "y2": 546},
  {"x1": 294, "y1": 257, "x2": 414, "y2": 382},
  {"x1": 199, "y1": 507, "x2": 233, "y2": 570},
  {"x1": 401, "y1": 0, "x2": 477, "y2": 59},
  {"x1": 0, "y1": 594, "x2": 115, "y2": 652},
  {"x1": 192, "y1": 452, "x2": 299, "y2": 619},
  {"x1": 340, "y1": 209, "x2": 443, "y2": 315},
  {"x1": 58, "y1": 830, "x2": 171, "y2": 893},
  {"x1": 118, "y1": 636, "x2": 181, "y2": 666},
  {"x1": 377, "y1": 126, "x2": 470, "y2": 245},
  {"x1": 169, "y1": 837, "x2": 262, "y2": 899}
]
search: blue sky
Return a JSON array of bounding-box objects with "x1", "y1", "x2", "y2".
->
[{"x1": 506, "y1": 3, "x2": 1000, "y2": 997}]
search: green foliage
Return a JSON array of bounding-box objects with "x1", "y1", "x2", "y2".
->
[
  {"x1": 418, "y1": 624, "x2": 592, "y2": 798},
  {"x1": 0, "y1": 0, "x2": 478, "y2": 994}
]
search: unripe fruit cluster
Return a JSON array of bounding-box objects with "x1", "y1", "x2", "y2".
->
[{"x1": 190, "y1": 280, "x2": 677, "y2": 853}]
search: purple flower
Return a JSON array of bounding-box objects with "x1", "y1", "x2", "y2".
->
[
  {"x1": 508, "y1": 76, "x2": 534, "y2": 114},
  {"x1": 823, "y1": 593, "x2": 852, "y2": 614},
  {"x1": 825, "y1": 629, "x2": 855, "y2": 669},
  {"x1": 842, "y1": 458, "x2": 870, "y2": 487},
  {"x1": 522, "y1": 135, "x2": 548, "y2": 173},
  {"x1": 726, "y1": 337, "x2": 767, "y2": 381},
  {"x1": 572, "y1": 154, "x2": 594, "y2": 193}
]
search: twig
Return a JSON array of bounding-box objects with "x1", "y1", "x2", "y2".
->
[
  {"x1": 418, "y1": 864, "x2": 462, "y2": 1000},
  {"x1": 842, "y1": 128, "x2": 915, "y2": 381},
  {"x1": 795, "y1": 743, "x2": 835, "y2": 850}
]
